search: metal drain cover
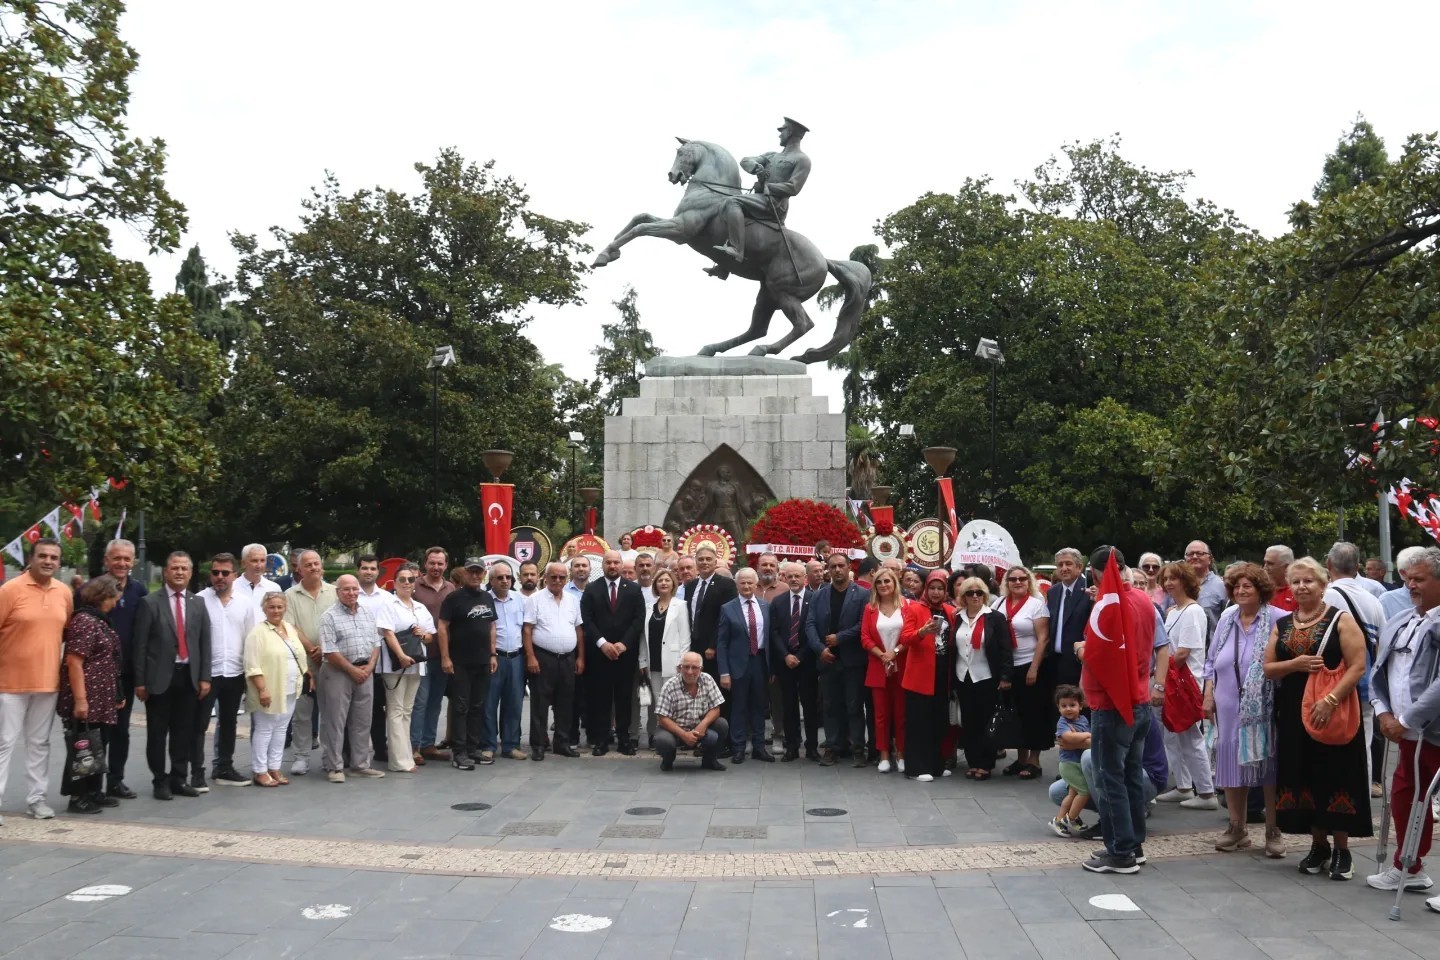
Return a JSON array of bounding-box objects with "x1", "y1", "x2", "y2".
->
[
  {"x1": 450, "y1": 802, "x2": 492, "y2": 812},
  {"x1": 806, "y1": 808, "x2": 847, "y2": 817},
  {"x1": 625, "y1": 806, "x2": 666, "y2": 816}
]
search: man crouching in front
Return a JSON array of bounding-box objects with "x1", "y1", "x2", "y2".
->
[{"x1": 653, "y1": 651, "x2": 729, "y2": 772}]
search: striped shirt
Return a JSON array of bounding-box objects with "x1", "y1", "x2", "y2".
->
[{"x1": 319, "y1": 602, "x2": 379, "y2": 662}]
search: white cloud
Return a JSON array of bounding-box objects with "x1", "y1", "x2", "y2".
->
[{"x1": 114, "y1": 0, "x2": 1440, "y2": 410}]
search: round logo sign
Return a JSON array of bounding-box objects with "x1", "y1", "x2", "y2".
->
[
  {"x1": 508, "y1": 525, "x2": 553, "y2": 568},
  {"x1": 561, "y1": 533, "x2": 610, "y2": 560},
  {"x1": 867, "y1": 531, "x2": 907, "y2": 564},
  {"x1": 904, "y1": 520, "x2": 954, "y2": 567},
  {"x1": 678, "y1": 524, "x2": 738, "y2": 565}
]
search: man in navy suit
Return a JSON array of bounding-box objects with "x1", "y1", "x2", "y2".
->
[
  {"x1": 684, "y1": 544, "x2": 739, "y2": 746},
  {"x1": 806, "y1": 552, "x2": 870, "y2": 767},
  {"x1": 769, "y1": 561, "x2": 818, "y2": 761},
  {"x1": 1045, "y1": 548, "x2": 1093, "y2": 687},
  {"x1": 580, "y1": 551, "x2": 645, "y2": 756},
  {"x1": 717, "y1": 568, "x2": 774, "y2": 763}
]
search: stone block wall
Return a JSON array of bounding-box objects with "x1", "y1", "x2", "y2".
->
[{"x1": 603, "y1": 374, "x2": 847, "y2": 538}]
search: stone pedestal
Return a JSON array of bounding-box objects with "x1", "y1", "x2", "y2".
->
[{"x1": 603, "y1": 359, "x2": 847, "y2": 540}]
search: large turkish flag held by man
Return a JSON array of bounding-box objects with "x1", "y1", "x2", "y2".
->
[
  {"x1": 479, "y1": 483, "x2": 514, "y2": 556},
  {"x1": 1084, "y1": 552, "x2": 1135, "y2": 723}
]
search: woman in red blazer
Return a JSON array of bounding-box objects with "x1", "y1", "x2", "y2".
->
[
  {"x1": 902, "y1": 570, "x2": 957, "y2": 781},
  {"x1": 861, "y1": 568, "x2": 928, "y2": 773}
]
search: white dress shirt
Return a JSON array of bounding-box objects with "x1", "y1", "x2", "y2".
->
[
  {"x1": 198, "y1": 587, "x2": 257, "y2": 676},
  {"x1": 234, "y1": 574, "x2": 281, "y2": 605},
  {"x1": 527, "y1": 590, "x2": 583, "y2": 654}
]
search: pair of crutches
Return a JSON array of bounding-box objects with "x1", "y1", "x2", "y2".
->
[{"x1": 1376, "y1": 639, "x2": 1440, "y2": 922}]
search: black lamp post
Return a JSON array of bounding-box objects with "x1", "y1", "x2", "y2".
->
[
  {"x1": 427, "y1": 345, "x2": 457, "y2": 536},
  {"x1": 974, "y1": 337, "x2": 1005, "y2": 513}
]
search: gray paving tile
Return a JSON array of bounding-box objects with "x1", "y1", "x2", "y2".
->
[
  {"x1": 672, "y1": 924, "x2": 747, "y2": 959},
  {"x1": 875, "y1": 884, "x2": 952, "y2": 933},
  {"x1": 1156, "y1": 919, "x2": 1271, "y2": 960},
  {"x1": 8, "y1": 922, "x2": 124, "y2": 960},
  {"x1": 596, "y1": 933, "x2": 679, "y2": 959},
  {"x1": 952, "y1": 914, "x2": 1042, "y2": 960},
  {"x1": 1090, "y1": 918, "x2": 1187, "y2": 959},
  {"x1": 886, "y1": 931, "x2": 964, "y2": 960},
  {"x1": 1249, "y1": 937, "x2": 1345, "y2": 960},
  {"x1": 1023, "y1": 920, "x2": 1117, "y2": 960},
  {"x1": 75, "y1": 932, "x2": 248, "y2": 960}
]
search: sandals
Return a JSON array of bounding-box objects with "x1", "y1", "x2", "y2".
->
[
  {"x1": 1002, "y1": 760, "x2": 1024, "y2": 776},
  {"x1": 973, "y1": 769, "x2": 992, "y2": 781},
  {"x1": 253, "y1": 773, "x2": 279, "y2": 788},
  {"x1": 269, "y1": 769, "x2": 290, "y2": 786},
  {"x1": 1016, "y1": 763, "x2": 1042, "y2": 780}
]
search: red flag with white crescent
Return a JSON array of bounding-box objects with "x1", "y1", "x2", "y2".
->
[
  {"x1": 936, "y1": 478, "x2": 959, "y2": 539},
  {"x1": 479, "y1": 483, "x2": 513, "y2": 556},
  {"x1": 1083, "y1": 552, "x2": 1135, "y2": 724}
]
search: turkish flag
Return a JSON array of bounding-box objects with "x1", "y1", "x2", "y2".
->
[
  {"x1": 1083, "y1": 552, "x2": 1136, "y2": 724},
  {"x1": 584, "y1": 507, "x2": 597, "y2": 536},
  {"x1": 871, "y1": 505, "x2": 894, "y2": 535},
  {"x1": 479, "y1": 483, "x2": 513, "y2": 555},
  {"x1": 22, "y1": 524, "x2": 42, "y2": 545},
  {"x1": 936, "y1": 478, "x2": 959, "y2": 538}
]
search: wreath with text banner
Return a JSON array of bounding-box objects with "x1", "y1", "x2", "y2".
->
[{"x1": 746, "y1": 499, "x2": 866, "y2": 553}]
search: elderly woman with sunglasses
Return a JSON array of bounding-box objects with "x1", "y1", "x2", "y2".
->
[
  {"x1": 377, "y1": 562, "x2": 436, "y2": 772},
  {"x1": 992, "y1": 565, "x2": 1052, "y2": 779},
  {"x1": 951, "y1": 575, "x2": 1013, "y2": 779}
]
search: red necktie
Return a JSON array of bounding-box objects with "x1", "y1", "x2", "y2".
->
[
  {"x1": 609, "y1": 580, "x2": 617, "y2": 612},
  {"x1": 747, "y1": 600, "x2": 759, "y2": 656},
  {"x1": 789, "y1": 595, "x2": 801, "y2": 651},
  {"x1": 174, "y1": 590, "x2": 189, "y2": 661}
]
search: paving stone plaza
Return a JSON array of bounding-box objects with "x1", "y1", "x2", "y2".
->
[{"x1": 0, "y1": 719, "x2": 1432, "y2": 960}]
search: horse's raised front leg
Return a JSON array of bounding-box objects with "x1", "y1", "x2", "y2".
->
[
  {"x1": 699, "y1": 288, "x2": 778, "y2": 357},
  {"x1": 592, "y1": 213, "x2": 661, "y2": 267},
  {"x1": 750, "y1": 292, "x2": 814, "y2": 356}
]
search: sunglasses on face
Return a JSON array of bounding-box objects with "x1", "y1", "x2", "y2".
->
[
  {"x1": 211, "y1": 570, "x2": 234, "y2": 577},
  {"x1": 1006, "y1": 577, "x2": 1028, "y2": 584},
  {"x1": 396, "y1": 576, "x2": 416, "y2": 583},
  {"x1": 492, "y1": 575, "x2": 512, "y2": 581},
  {"x1": 963, "y1": 589, "x2": 985, "y2": 597},
  {"x1": 1141, "y1": 564, "x2": 1159, "y2": 572}
]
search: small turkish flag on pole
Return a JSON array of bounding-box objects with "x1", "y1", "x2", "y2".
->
[
  {"x1": 1083, "y1": 552, "x2": 1135, "y2": 724},
  {"x1": 479, "y1": 483, "x2": 513, "y2": 556}
]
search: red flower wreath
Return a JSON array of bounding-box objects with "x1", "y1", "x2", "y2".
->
[{"x1": 747, "y1": 499, "x2": 866, "y2": 551}]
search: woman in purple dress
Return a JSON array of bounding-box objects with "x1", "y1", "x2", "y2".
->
[{"x1": 1202, "y1": 563, "x2": 1287, "y2": 858}]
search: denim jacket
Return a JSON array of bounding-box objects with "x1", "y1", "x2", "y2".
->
[{"x1": 1371, "y1": 606, "x2": 1440, "y2": 746}]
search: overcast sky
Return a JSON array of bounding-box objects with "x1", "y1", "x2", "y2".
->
[{"x1": 114, "y1": 1, "x2": 1439, "y2": 409}]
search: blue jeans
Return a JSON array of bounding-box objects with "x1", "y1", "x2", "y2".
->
[
  {"x1": 481, "y1": 654, "x2": 524, "y2": 753},
  {"x1": 1089, "y1": 704, "x2": 1152, "y2": 858},
  {"x1": 410, "y1": 668, "x2": 448, "y2": 750},
  {"x1": 1049, "y1": 749, "x2": 1160, "y2": 811}
]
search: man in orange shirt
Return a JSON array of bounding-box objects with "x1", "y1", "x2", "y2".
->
[{"x1": 0, "y1": 538, "x2": 71, "y2": 821}]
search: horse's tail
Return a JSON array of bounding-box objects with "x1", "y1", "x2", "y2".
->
[{"x1": 795, "y1": 259, "x2": 873, "y2": 364}]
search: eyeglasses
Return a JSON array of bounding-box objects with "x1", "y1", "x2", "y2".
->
[
  {"x1": 963, "y1": 589, "x2": 986, "y2": 598},
  {"x1": 491, "y1": 575, "x2": 512, "y2": 581},
  {"x1": 1141, "y1": 564, "x2": 1160, "y2": 572},
  {"x1": 1005, "y1": 577, "x2": 1028, "y2": 583},
  {"x1": 210, "y1": 570, "x2": 234, "y2": 577},
  {"x1": 1185, "y1": 551, "x2": 1210, "y2": 559},
  {"x1": 395, "y1": 576, "x2": 416, "y2": 584}
]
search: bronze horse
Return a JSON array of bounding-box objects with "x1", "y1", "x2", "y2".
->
[{"x1": 592, "y1": 139, "x2": 871, "y2": 363}]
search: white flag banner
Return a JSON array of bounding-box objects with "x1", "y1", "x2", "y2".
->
[
  {"x1": 114, "y1": 508, "x2": 127, "y2": 540},
  {"x1": 40, "y1": 507, "x2": 62, "y2": 539},
  {"x1": 2, "y1": 538, "x2": 23, "y2": 566}
]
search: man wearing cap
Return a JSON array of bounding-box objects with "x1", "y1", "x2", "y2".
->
[{"x1": 712, "y1": 118, "x2": 812, "y2": 266}]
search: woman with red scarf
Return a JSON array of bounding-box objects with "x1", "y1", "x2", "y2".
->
[
  {"x1": 952, "y1": 575, "x2": 1013, "y2": 779},
  {"x1": 861, "y1": 568, "x2": 926, "y2": 773},
  {"x1": 993, "y1": 565, "x2": 1052, "y2": 779},
  {"x1": 900, "y1": 571, "x2": 957, "y2": 782}
]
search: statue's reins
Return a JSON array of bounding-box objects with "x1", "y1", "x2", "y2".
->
[{"x1": 683, "y1": 177, "x2": 800, "y2": 280}]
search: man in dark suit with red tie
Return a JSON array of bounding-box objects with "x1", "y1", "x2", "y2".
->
[
  {"x1": 769, "y1": 561, "x2": 819, "y2": 761},
  {"x1": 717, "y1": 568, "x2": 773, "y2": 763},
  {"x1": 684, "y1": 544, "x2": 739, "y2": 749},
  {"x1": 133, "y1": 552, "x2": 212, "y2": 800},
  {"x1": 580, "y1": 550, "x2": 645, "y2": 756}
]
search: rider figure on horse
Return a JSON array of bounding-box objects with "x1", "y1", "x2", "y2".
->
[{"x1": 712, "y1": 117, "x2": 811, "y2": 266}]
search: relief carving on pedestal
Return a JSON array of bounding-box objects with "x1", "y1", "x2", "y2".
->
[{"x1": 663, "y1": 445, "x2": 774, "y2": 550}]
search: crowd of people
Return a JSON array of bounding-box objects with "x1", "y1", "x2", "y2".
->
[{"x1": 1, "y1": 532, "x2": 1438, "y2": 896}]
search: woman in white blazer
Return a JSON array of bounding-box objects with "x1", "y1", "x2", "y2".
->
[{"x1": 641, "y1": 568, "x2": 691, "y2": 743}]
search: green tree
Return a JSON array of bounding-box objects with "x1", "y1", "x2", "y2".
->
[
  {"x1": 854, "y1": 139, "x2": 1280, "y2": 556},
  {"x1": 0, "y1": 0, "x2": 222, "y2": 517},
  {"x1": 591, "y1": 286, "x2": 657, "y2": 416},
  {"x1": 1177, "y1": 131, "x2": 1440, "y2": 515},
  {"x1": 215, "y1": 151, "x2": 591, "y2": 558},
  {"x1": 176, "y1": 245, "x2": 253, "y2": 358},
  {"x1": 1289, "y1": 115, "x2": 1392, "y2": 227}
]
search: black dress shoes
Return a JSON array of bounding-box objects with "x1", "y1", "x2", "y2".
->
[
  {"x1": 68, "y1": 796, "x2": 103, "y2": 814},
  {"x1": 93, "y1": 793, "x2": 119, "y2": 808},
  {"x1": 717, "y1": 744, "x2": 733, "y2": 759},
  {"x1": 106, "y1": 782, "x2": 137, "y2": 800},
  {"x1": 753, "y1": 747, "x2": 776, "y2": 763},
  {"x1": 619, "y1": 742, "x2": 637, "y2": 756},
  {"x1": 153, "y1": 782, "x2": 173, "y2": 801},
  {"x1": 531, "y1": 748, "x2": 545, "y2": 761},
  {"x1": 591, "y1": 744, "x2": 608, "y2": 757},
  {"x1": 554, "y1": 743, "x2": 579, "y2": 758},
  {"x1": 700, "y1": 757, "x2": 726, "y2": 771},
  {"x1": 805, "y1": 748, "x2": 821, "y2": 762},
  {"x1": 731, "y1": 752, "x2": 745, "y2": 764},
  {"x1": 171, "y1": 781, "x2": 200, "y2": 798},
  {"x1": 781, "y1": 748, "x2": 799, "y2": 762}
]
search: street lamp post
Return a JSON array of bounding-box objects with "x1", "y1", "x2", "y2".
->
[
  {"x1": 974, "y1": 337, "x2": 1005, "y2": 513},
  {"x1": 922, "y1": 445, "x2": 957, "y2": 536},
  {"x1": 567, "y1": 432, "x2": 584, "y2": 533},
  {"x1": 427, "y1": 345, "x2": 457, "y2": 537}
]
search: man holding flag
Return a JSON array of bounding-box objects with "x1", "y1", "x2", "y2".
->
[{"x1": 1079, "y1": 545, "x2": 1167, "y2": 874}]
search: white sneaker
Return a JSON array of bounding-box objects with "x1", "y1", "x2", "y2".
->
[
  {"x1": 291, "y1": 756, "x2": 309, "y2": 776},
  {"x1": 942, "y1": 768, "x2": 953, "y2": 777},
  {"x1": 877, "y1": 759, "x2": 892, "y2": 773},
  {"x1": 27, "y1": 801, "x2": 55, "y2": 820},
  {"x1": 1428, "y1": 894, "x2": 1440, "y2": 913},
  {"x1": 897, "y1": 759, "x2": 905, "y2": 773},
  {"x1": 915, "y1": 774, "x2": 934, "y2": 783},
  {"x1": 1366, "y1": 866, "x2": 1434, "y2": 891},
  {"x1": 1156, "y1": 788, "x2": 1194, "y2": 803},
  {"x1": 352, "y1": 767, "x2": 386, "y2": 778},
  {"x1": 1180, "y1": 795, "x2": 1220, "y2": 810}
]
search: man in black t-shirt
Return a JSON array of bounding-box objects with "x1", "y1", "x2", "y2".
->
[{"x1": 438, "y1": 561, "x2": 498, "y2": 770}]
